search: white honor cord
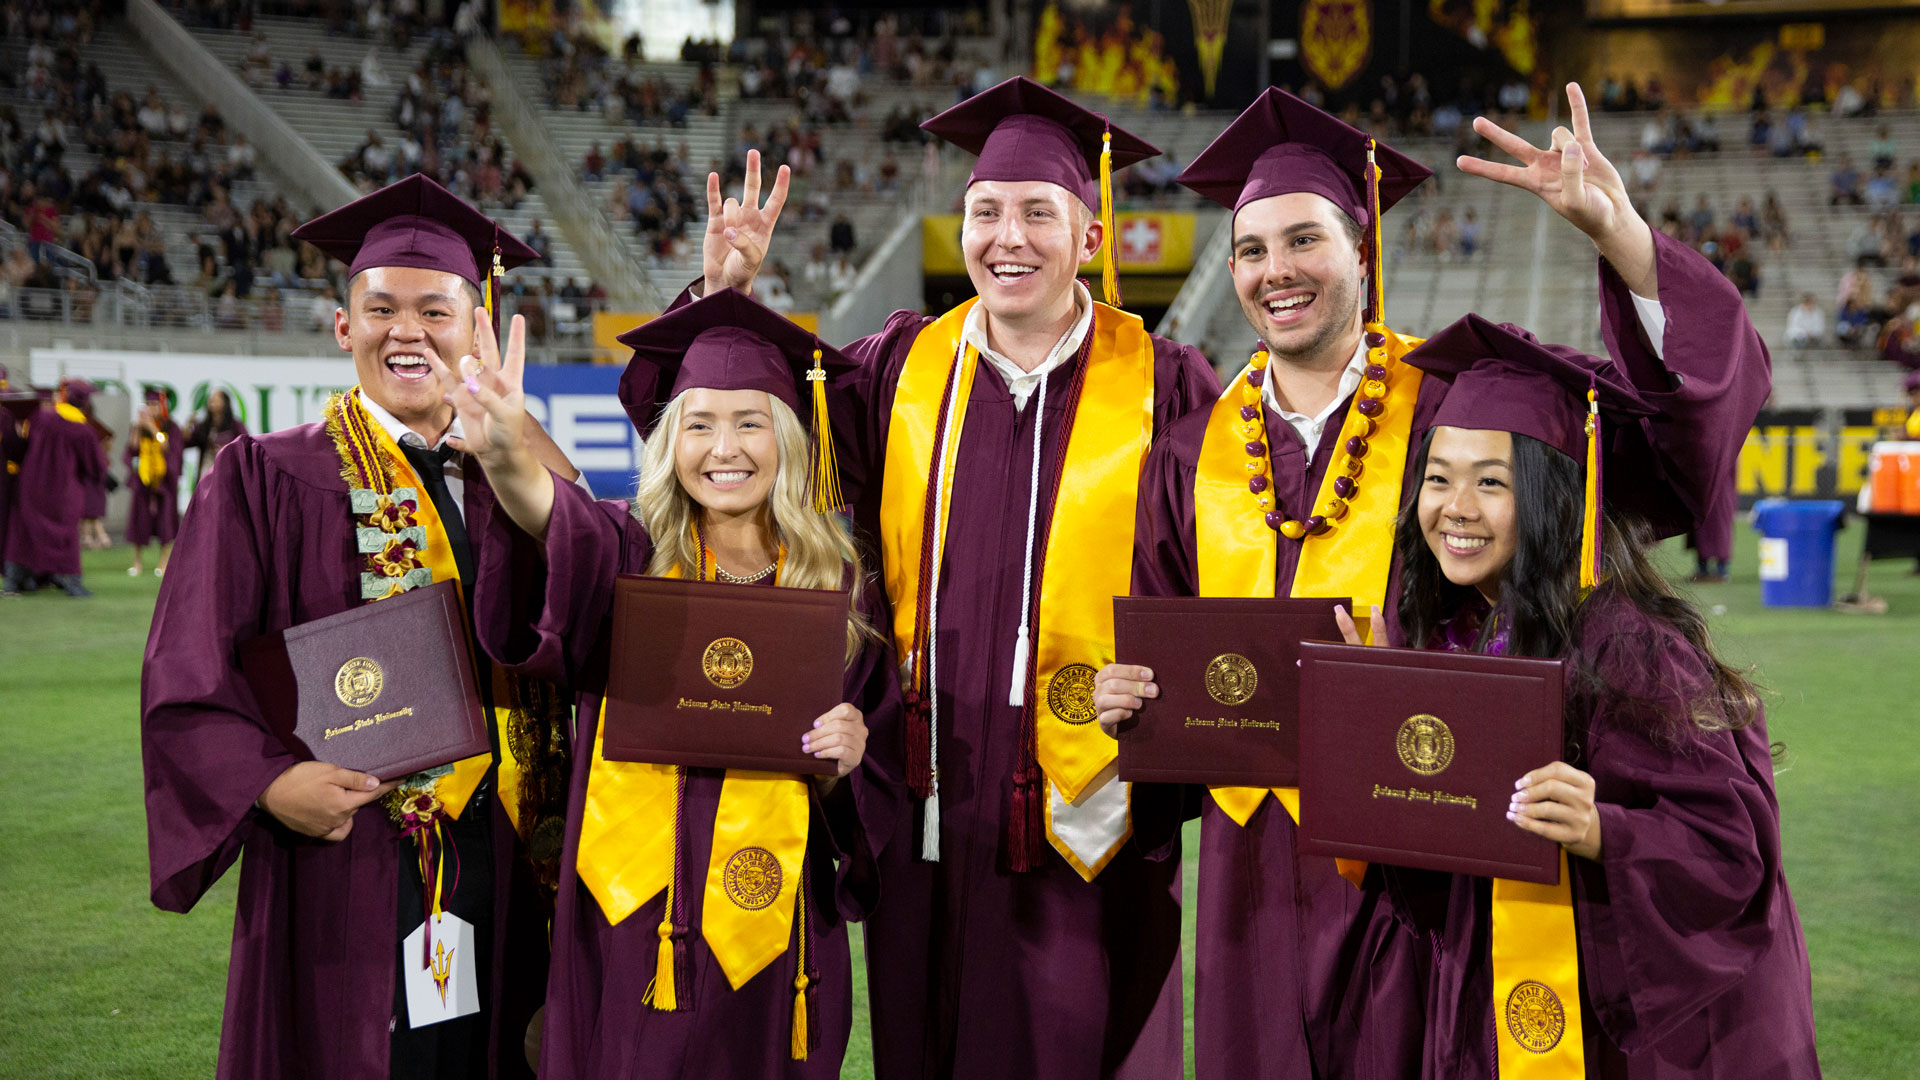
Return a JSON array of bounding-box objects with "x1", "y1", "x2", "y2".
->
[
  {"x1": 1007, "y1": 370, "x2": 1050, "y2": 707},
  {"x1": 920, "y1": 339, "x2": 970, "y2": 862}
]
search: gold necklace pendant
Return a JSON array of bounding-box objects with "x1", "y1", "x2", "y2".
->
[{"x1": 715, "y1": 561, "x2": 777, "y2": 585}]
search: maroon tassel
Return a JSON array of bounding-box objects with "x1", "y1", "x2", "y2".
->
[
  {"x1": 1005, "y1": 761, "x2": 1046, "y2": 873},
  {"x1": 668, "y1": 930, "x2": 692, "y2": 1012},
  {"x1": 904, "y1": 689, "x2": 932, "y2": 799}
]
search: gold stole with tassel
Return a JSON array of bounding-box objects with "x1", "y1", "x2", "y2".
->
[
  {"x1": 878, "y1": 297, "x2": 1156, "y2": 880},
  {"x1": 571, "y1": 549, "x2": 817, "y2": 1058}
]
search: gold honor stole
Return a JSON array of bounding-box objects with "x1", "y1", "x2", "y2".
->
[
  {"x1": 879, "y1": 297, "x2": 1156, "y2": 880},
  {"x1": 1491, "y1": 850, "x2": 1587, "y2": 1076},
  {"x1": 574, "y1": 556, "x2": 813, "y2": 1049},
  {"x1": 138, "y1": 430, "x2": 169, "y2": 487},
  {"x1": 1196, "y1": 327, "x2": 1423, "y2": 840}
]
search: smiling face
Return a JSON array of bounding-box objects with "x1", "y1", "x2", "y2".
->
[
  {"x1": 1417, "y1": 426, "x2": 1519, "y2": 602},
  {"x1": 334, "y1": 265, "x2": 478, "y2": 432},
  {"x1": 672, "y1": 388, "x2": 780, "y2": 521},
  {"x1": 1229, "y1": 191, "x2": 1365, "y2": 367},
  {"x1": 961, "y1": 179, "x2": 1103, "y2": 331}
]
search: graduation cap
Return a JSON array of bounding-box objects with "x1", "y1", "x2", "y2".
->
[
  {"x1": 1178, "y1": 87, "x2": 1431, "y2": 328},
  {"x1": 1405, "y1": 314, "x2": 1657, "y2": 589},
  {"x1": 60, "y1": 378, "x2": 95, "y2": 409},
  {"x1": 290, "y1": 174, "x2": 542, "y2": 319},
  {"x1": 617, "y1": 288, "x2": 857, "y2": 514},
  {"x1": 920, "y1": 76, "x2": 1161, "y2": 308}
]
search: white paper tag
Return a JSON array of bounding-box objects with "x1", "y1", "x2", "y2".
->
[
  {"x1": 402, "y1": 912, "x2": 480, "y2": 1029},
  {"x1": 1758, "y1": 537, "x2": 1788, "y2": 582}
]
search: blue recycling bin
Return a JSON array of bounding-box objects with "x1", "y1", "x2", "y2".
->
[{"x1": 1750, "y1": 499, "x2": 1846, "y2": 608}]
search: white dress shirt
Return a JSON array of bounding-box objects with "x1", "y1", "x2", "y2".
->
[
  {"x1": 360, "y1": 392, "x2": 469, "y2": 523},
  {"x1": 961, "y1": 280, "x2": 1095, "y2": 411}
]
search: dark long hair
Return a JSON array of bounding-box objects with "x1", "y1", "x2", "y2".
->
[{"x1": 1393, "y1": 429, "x2": 1764, "y2": 753}]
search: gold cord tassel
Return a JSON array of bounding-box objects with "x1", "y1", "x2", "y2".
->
[
  {"x1": 642, "y1": 767, "x2": 683, "y2": 1012},
  {"x1": 789, "y1": 883, "x2": 810, "y2": 1061},
  {"x1": 1366, "y1": 140, "x2": 1385, "y2": 328},
  {"x1": 808, "y1": 348, "x2": 844, "y2": 514},
  {"x1": 1580, "y1": 386, "x2": 1602, "y2": 591},
  {"x1": 1099, "y1": 127, "x2": 1120, "y2": 308}
]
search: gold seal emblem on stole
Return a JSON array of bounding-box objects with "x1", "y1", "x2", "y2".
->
[
  {"x1": 1504, "y1": 980, "x2": 1567, "y2": 1052},
  {"x1": 334, "y1": 657, "x2": 384, "y2": 708},
  {"x1": 722, "y1": 846, "x2": 784, "y2": 910},
  {"x1": 702, "y1": 637, "x2": 755, "y2": 689},
  {"x1": 1395, "y1": 713, "x2": 1454, "y2": 776},
  {"x1": 1045, "y1": 663, "x2": 1100, "y2": 724},
  {"x1": 1204, "y1": 653, "x2": 1258, "y2": 706}
]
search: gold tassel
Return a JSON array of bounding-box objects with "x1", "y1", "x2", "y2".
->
[
  {"x1": 1366, "y1": 139, "x2": 1385, "y2": 328},
  {"x1": 642, "y1": 765, "x2": 682, "y2": 1012},
  {"x1": 1580, "y1": 385, "x2": 1602, "y2": 591},
  {"x1": 1099, "y1": 127, "x2": 1120, "y2": 308},
  {"x1": 808, "y1": 348, "x2": 844, "y2": 514},
  {"x1": 789, "y1": 882, "x2": 810, "y2": 1061}
]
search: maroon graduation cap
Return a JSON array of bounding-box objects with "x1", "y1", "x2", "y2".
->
[
  {"x1": 1178, "y1": 87, "x2": 1431, "y2": 326},
  {"x1": 1405, "y1": 314, "x2": 1657, "y2": 588},
  {"x1": 290, "y1": 174, "x2": 541, "y2": 313},
  {"x1": 616, "y1": 288, "x2": 858, "y2": 513},
  {"x1": 920, "y1": 76, "x2": 1161, "y2": 307}
]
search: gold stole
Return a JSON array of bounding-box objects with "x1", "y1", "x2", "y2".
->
[
  {"x1": 878, "y1": 297, "x2": 1156, "y2": 880},
  {"x1": 574, "y1": 555, "x2": 813, "y2": 1047},
  {"x1": 1198, "y1": 326, "x2": 1423, "y2": 836},
  {"x1": 137, "y1": 430, "x2": 169, "y2": 487},
  {"x1": 1491, "y1": 850, "x2": 1586, "y2": 1074},
  {"x1": 54, "y1": 402, "x2": 86, "y2": 424}
]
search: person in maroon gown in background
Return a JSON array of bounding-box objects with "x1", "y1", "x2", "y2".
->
[
  {"x1": 70, "y1": 379, "x2": 114, "y2": 552},
  {"x1": 3, "y1": 379, "x2": 105, "y2": 596},
  {"x1": 454, "y1": 288, "x2": 902, "y2": 1078},
  {"x1": 679, "y1": 80, "x2": 1218, "y2": 1079},
  {"x1": 187, "y1": 388, "x2": 250, "y2": 487},
  {"x1": 124, "y1": 387, "x2": 184, "y2": 577},
  {"x1": 141, "y1": 174, "x2": 577, "y2": 1080},
  {"x1": 1355, "y1": 314, "x2": 1818, "y2": 1078}
]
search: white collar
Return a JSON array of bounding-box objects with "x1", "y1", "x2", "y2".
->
[
  {"x1": 358, "y1": 389, "x2": 463, "y2": 452},
  {"x1": 1263, "y1": 337, "x2": 1370, "y2": 432},
  {"x1": 960, "y1": 279, "x2": 1094, "y2": 393}
]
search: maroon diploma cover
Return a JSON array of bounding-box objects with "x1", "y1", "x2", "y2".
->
[
  {"x1": 1112, "y1": 596, "x2": 1343, "y2": 787},
  {"x1": 237, "y1": 580, "x2": 490, "y2": 781},
  {"x1": 601, "y1": 575, "x2": 846, "y2": 775},
  {"x1": 1297, "y1": 641, "x2": 1564, "y2": 884}
]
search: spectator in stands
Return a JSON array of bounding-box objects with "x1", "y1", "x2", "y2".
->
[
  {"x1": 1628, "y1": 148, "x2": 1660, "y2": 194},
  {"x1": 257, "y1": 285, "x2": 285, "y2": 332},
  {"x1": 139, "y1": 236, "x2": 173, "y2": 287},
  {"x1": 1870, "y1": 126, "x2": 1898, "y2": 171},
  {"x1": 582, "y1": 141, "x2": 605, "y2": 182},
  {"x1": 227, "y1": 136, "x2": 256, "y2": 182},
  {"x1": 1836, "y1": 274, "x2": 1879, "y2": 347},
  {"x1": 802, "y1": 242, "x2": 829, "y2": 289},
  {"x1": 1850, "y1": 214, "x2": 1891, "y2": 268},
  {"x1": 1748, "y1": 110, "x2": 1772, "y2": 155},
  {"x1": 524, "y1": 218, "x2": 554, "y2": 265},
  {"x1": 1761, "y1": 191, "x2": 1790, "y2": 251},
  {"x1": 1729, "y1": 196, "x2": 1759, "y2": 239},
  {"x1": 1687, "y1": 195, "x2": 1715, "y2": 238},
  {"x1": 308, "y1": 282, "x2": 339, "y2": 332},
  {"x1": 1832, "y1": 153, "x2": 1866, "y2": 205},
  {"x1": 1786, "y1": 293, "x2": 1825, "y2": 348},
  {"x1": 303, "y1": 47, "x2": 326, "y2": 89},
  {"x1": 1867, "y1": 165, "x2": 1900, "y2": 210},
  {"x1": 1724, "y1": 241, "x2": 1760, "y2": 298},
  {"x1": 1458, "y1": 208, "x2": 1481, "y2": 259},
  {"x1": 759, "y1": 263, "x2": 796, "y2": 313},
  {"x1": 1879, "y1": 302, "x2": 1920, "y2": 370},
  {"x1": 829, "y1": 212, "x2": 855, "y2": 255},
  {"x1": 826, "y1": 252, "x2": 857, "y2": 298}
]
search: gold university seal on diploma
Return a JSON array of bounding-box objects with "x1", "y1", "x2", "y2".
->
[
  {"x1": 1504, "y1": 980, "x2": 1567, "y2": 1052},
  {"x1": 1395, "y1": 713, "x2": 1454, "y2": 776},
  {"x1": 334, "y1": 657, "x2": 384, "y2": 708},
  {"x1": 1204, "y1": 653, "x2": 1258, "y2": 706},
  {"x1": 722, "y1": 846, "x2": 783, "y2": 910},
  {"x1": 1046, "y1": 663, "x2": 1100, "y2": 724},
  {"x1": 702, "y1": 637, "x2": 755, "y2": 689}
]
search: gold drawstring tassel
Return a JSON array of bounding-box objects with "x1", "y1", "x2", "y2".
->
[
  {"x1": 1580, "y1": 385, "x2": 1602, "y2": 592},
  {"x1": 1099, "y1": 127, "x2": 1120, "y2": 308},
  {"x1": 1366, "y1": 139, "x2": 1385, "y2": 329},
  {"x1": 808, "y1": 348, "x2": 844, "y2": 514},
  {"x1": 642, "y1": 767, "x2": 684, "y2": 1012},
  {"x1": 789, "y1": 882, "x2": 810, "y2": 1061}
]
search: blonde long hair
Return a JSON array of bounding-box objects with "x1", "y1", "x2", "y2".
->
[{"x1": 631, "y1": 390, "x2": 878, "y2": 664}]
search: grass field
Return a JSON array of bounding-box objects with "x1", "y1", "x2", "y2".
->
[{"x1": 1, "y1": 526, "x2": 1914, "y2": 1077}]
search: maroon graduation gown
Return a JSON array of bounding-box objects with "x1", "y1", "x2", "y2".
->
[
  {"x1": 125, "y1": 421, "x2": 184, "y2": 546},
  {"x1": 0, "y1": 417, "x2": 20, "y2": 565},
  {"x1": 471, "y1": 476, "x2": 904, "y2": 1079},
  {"x1": 1378, "y1": 591, "x2": 1820, "y2": 1079},
  {"x1": 828, "y1": 304, "x2": 1218, "y2": 1080},
  {"x1": 4, "y1": 406, "x2": 102, "y2": 576},
  {"x1": 81, "y1": 416, "x2": 111, "y2": 519},
  {"x1": 141, "y1": 425, "x2": 548, "y2": 1080},
  {"x1": 1133, "y1": 358, "x2": 1449, "y2": 1080}
]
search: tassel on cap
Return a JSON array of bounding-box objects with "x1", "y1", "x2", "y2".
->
[
  {"x1": 808, "y1": 348, "x2": 844, "y2": 514},
  {"x1": 1099, "y1": 126, "x2": 1120, "y2": 308},
  {"x1": 1366, "y1": 140, "x2": 1385, "y2": 327},
  {"x1": 1580, "y1": 383, "x2": 1602, "y2": 591}
]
